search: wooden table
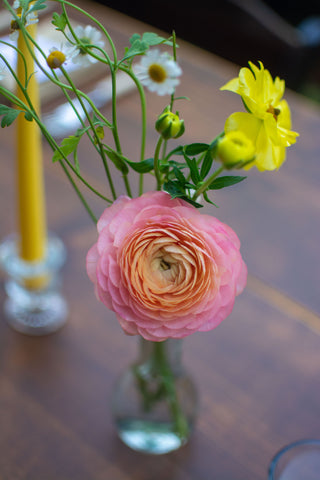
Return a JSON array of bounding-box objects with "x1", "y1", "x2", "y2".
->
[{"x1": 0, "y1": 2, "x2": 320, "y2": 478}]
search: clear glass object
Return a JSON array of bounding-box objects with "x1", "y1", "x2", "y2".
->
[
  {"x1": 111, "y1": 337, "x2": 198, "y2": 455},
  {"x1": 268, "y1": 439, "x2": 320, "y2": 480},
  {"x1": 0, "y1": 233, "x2": 68, "y2": 335}
]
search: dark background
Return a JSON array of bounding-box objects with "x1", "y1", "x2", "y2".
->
[{"x1": 94, "y1": 0, "x2": 320, "y2": 99}]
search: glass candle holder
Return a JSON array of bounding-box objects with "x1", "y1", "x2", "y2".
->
[
  {"x1": 268, "y1": 439, "x2": 320, "y2": 480},
  {"x1": 0, "y1": 233, "x2": 68, "y2": 335}
]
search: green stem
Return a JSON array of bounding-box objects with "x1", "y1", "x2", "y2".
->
[
  {"x1": 58, "y1": 159, "x2": 98, "y2": 224},
  {"x1": 154, "y1": 137, "x2": 164, "y2": 191},
  {"x1": 170, "y1": 30, "x2": 177, "y2": 112},
  {"x1": 0, "y1": 42, "x2": 28, "y2": 89},
  {"x1": 61, "y1": 4, "x2": 113, "y2": 66},
  {"x1": 109, "y1": 67, "x2": 132, "y2": 198},
  {"x1": 59, "y1": 0, "x2": 118, "y2": 62},
  {"x1": 20, "y1": 100, "x2": 112, "y2": 212},
  {"x1": 122, "y1": 175, "x2": 132, "y2": 198},
  {"x1": 12, "y1": 14, "x2": 113, "y2": 128},
  {"x1": 39, "y1": 122, "x2": 106, "y2": 221},
  {"x1": 118, "y1": 66, "x2": 147, "y2": 196},
  {"x1": 22, "y1": 105, "x2": 100, "y2": 222},
  {"x1": 153, "y1": 341, "x2": 189, "y2": 440},
  {"x1": 192, "y1": 165, "x2": 225, "y2": 200},
  {"x1": 60, "y1": 66, "x2": 117, "y2": 200}
]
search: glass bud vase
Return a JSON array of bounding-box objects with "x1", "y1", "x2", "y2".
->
[{"x1": 111, "y1": 337, "x2": 198, "y2": 455}]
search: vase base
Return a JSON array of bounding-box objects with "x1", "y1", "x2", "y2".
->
[
  {"x1": 0, "y1": 234, "x2": 68, "y2": 335},
  {"x1": 3, "y1": 295, "x2": 68, "y2": 336},
  {"x1": 116, "y1": 419, "x2": 188, "y2": 455}
]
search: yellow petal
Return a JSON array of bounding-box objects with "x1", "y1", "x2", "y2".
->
[
  {"x1": 220, "y1": 77, "x2": 240, "y2": 93},
  {"x1": 224, "y1": 112, "x2": 287, "y2": 171},
  {"x1": 272, "y1": 76, "x2": 285, "y2": 104},
  {"x1": 255, "y1": 123, "x2": 286, "y2": 171},
  {"x1": 225, "y1": 112, "x2": 262, "y2": 142},
  {"x1": 277, "y1": 100, "x2": 299, "y2": 145}
]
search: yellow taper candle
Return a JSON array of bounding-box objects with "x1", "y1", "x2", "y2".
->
[{"x1": 16, "y1": 22, "x2": 47, "y2": 262}]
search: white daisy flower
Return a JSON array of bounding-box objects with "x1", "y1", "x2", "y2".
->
[
  {"x1": 9, "y1": 0, "x2": 39, "y2": 41},
  {"x1": 46, "y1": 44, "x2": 76, "y2": 69},
  {"x1": 66, "y1": 25, "x2": 104, "y2": 67},
  {"x1": 25, "y1": 10, "x2": 38, "y2": 27},
  {"x1": 135, "y1": 49, "x2": 182, "y2": 96},
  {"x1": 9, "y1": 29, "x2": 19, "y2": 42}
]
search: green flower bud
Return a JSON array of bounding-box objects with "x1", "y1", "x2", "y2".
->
[
  {"x1": 217, "y1": 130, "x2": 255, "y2": 169},
  {"x1": 155, "y1": 107, "x2": 185, "y2": 140}
]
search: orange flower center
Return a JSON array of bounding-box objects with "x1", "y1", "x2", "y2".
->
[
  {"x1": 119, "y1": 222, "x2": 218, "y2": 318},
  {"x1": 267, "y1": 105, "x2": 281, "y2": 121}
]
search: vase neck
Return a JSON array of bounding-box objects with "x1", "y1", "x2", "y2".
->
[{"x1": 138, "y1": 337, "x2": 183, "y2": 374}]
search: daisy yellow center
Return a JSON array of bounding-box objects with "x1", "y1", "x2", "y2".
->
[
  {"x1": 46, "y1": 50, "x2": 66, "y2": 69},
  {"x1": 10, "y1": 19, "x2": 19, "y2": 31},
  {"x1": 148, "y1": 63, "x2": 167, "y2": 83},
  {"x1": 11, "y1": 6, "x2": 22, "y2": 30}
]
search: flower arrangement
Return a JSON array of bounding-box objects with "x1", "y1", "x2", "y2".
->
[{"x1": 0, "y1": 0, "x2": 299, "y2": 453}]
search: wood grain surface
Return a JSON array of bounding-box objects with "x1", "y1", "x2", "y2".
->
[{"x1": 0, "y1": 2, "x2": 320, "y2": 479}]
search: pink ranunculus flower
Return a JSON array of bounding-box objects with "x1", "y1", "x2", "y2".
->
[{"x1": 86, "y1": 191, "x2": 247, "y2": 341}]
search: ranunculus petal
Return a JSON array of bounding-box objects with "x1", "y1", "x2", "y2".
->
[
  {"x1": 97, "y1": 195, "x2": 131, "y2": 233},
  {"x1": 86, "y1": 244, "x2": 99, "y2": 283},
  {"x1": 86, "y1": 191, "x2": 247, "y2": 341}
]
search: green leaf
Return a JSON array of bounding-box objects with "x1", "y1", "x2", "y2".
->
[
  {"x1": 105, "y1": 150, "x2": 129, "y2": 174},
  {"x1": 200, "y1": 149, "x2": 213, "y2": 180},
  {"x1": 208, "y1": 135, "x2": 222, "y2": 155},
  {"x1": 51, "y1": 12, "x2": 67, "y2": 32},
  {"x1": 24, "y1": 111, "x2": 33, "y2": 121},
  {"x1": 0, "y1": 105, "x2": 21, "y2": 127},
  {"x1": 129, "y1": 33, "x2": 141, "y2": 45},
  {"x1": 173, "y1": 165, "x2": 186, "y2": 185},
  {"x1": 141, "y1": 32, "x2": 173, "y2": 47},
  {"x1": 123, "y1": 32, "x2": 173, "y2": 62},
  {"x1": 124, "y1": 157, "x2": 154, "y2": 173},
  {"x1": 165, "y1": 145, "x2": 184, "y2": 159},
  {"x1": 208, "y1": 175, "x2": 246, "y2": 190},
  {"x1": 52, "y1": 135, "x2": 81, "y2": 163},
  {"x1": 184, "y1": 155, "x2": 200, "y2": 185},
  {"x1": 203, "y1": 191, "x2": 218, "y2": 207},
  {"x1": 167, "y1": 159, "x2": 187, "y2": 168},
  {"x1": 165, "y1": 143, "x2": 209, "y2": 162},
  {"x1": 75, "y1": 125, "x2": 91, "y2": 136},
  {"x1": 19, "y1": 0, "x2": 30, "y2": 10},
  {"x1": 27, "y1": 0, "x2": 47, "y2": 15},
  {"x1": 123, "y1": 39, "x2": 148, "y2": 60},
  {"x1": 93, "y1": 125, "x2": 104, "y2": 144},
  {"x1": 184, "y1": 143, "x2": 209, "y2": 156},
  {"x1": 163, "y1": 179, "x2": 185, "y2": 197},
  {"x1": 163, "y1": 181, "x2": 203, "y2": 208}
]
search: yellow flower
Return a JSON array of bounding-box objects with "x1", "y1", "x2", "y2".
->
[
  {"x1": 217, "y1": 130, "x2": 255, "y2": 169},
  {"x1": 221, "y1": 61, "x2": 299, "y2": 171}
]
